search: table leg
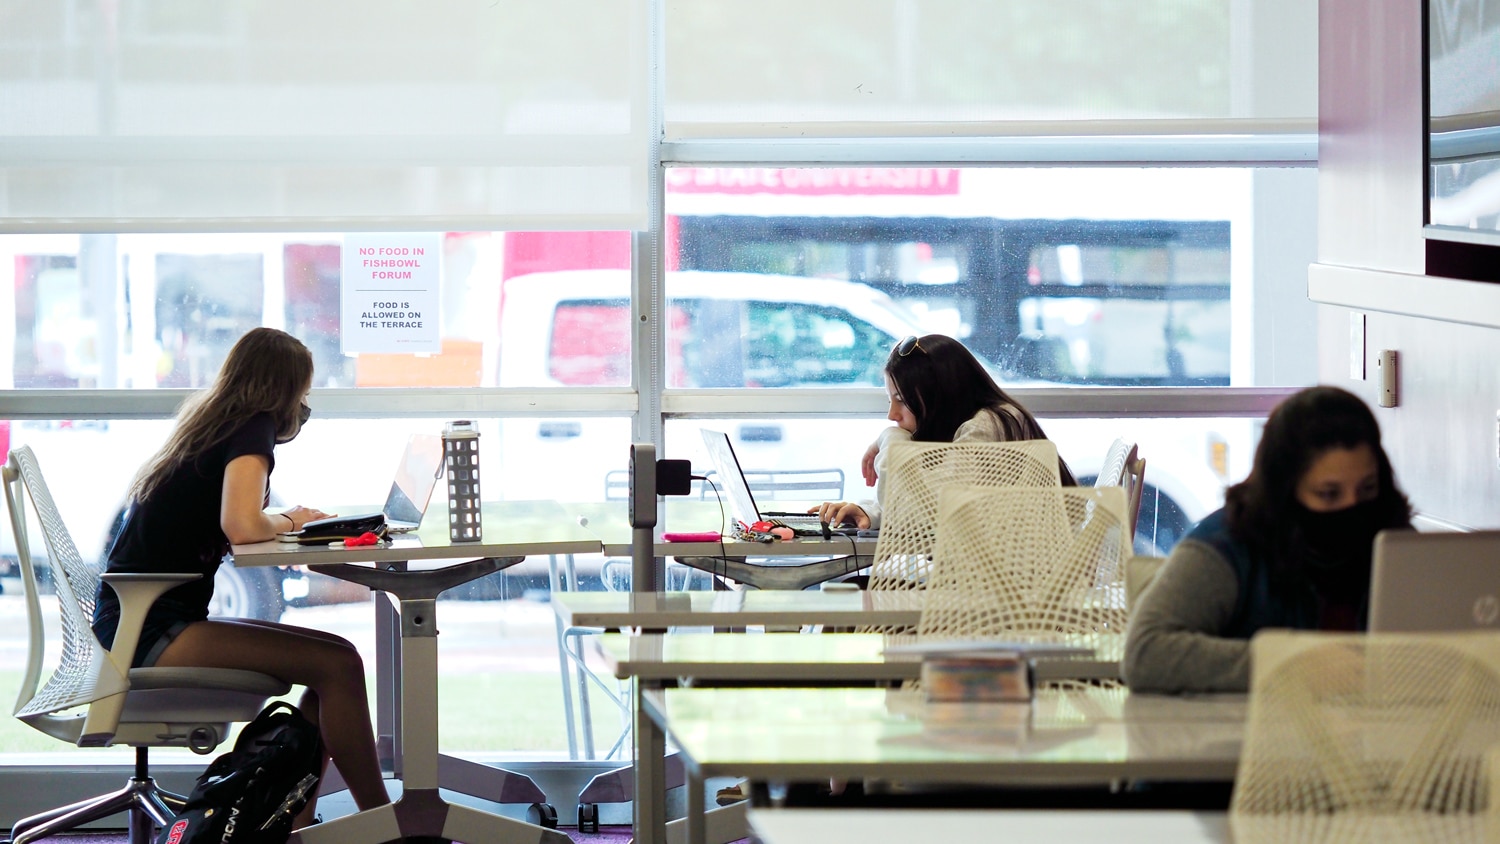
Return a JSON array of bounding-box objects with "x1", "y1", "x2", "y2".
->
[
  {"x1": 299, "y1": 558, "x2": 568, "y2": 844},
  {"x1": 375, "y1": 588, "x2": 402, "y2": 775},
  {"x1": 634, "y1": 679, "x2": 668, "y2": 844},
  {"x1": 685, "y1": 765, "x2": 706, "y2": 844},
  {"x1": 547, "y1": 554, "x2": 581, "y2": 760},
  {"x1": 393, "y1": 594, "x2": 569, "y2": 843}
]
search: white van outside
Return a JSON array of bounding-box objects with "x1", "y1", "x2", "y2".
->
[{"x1": 495, "y1": 268, "x2": 1233, "y2": 552}]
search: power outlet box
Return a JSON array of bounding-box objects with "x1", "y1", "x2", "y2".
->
[{"x1": 628, "y1": 443, "x2": 657, "y2": 529}]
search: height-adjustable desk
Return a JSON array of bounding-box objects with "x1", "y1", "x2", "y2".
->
[{"x1": 232, "y1": 500, "x2": 599, "y2": 844}]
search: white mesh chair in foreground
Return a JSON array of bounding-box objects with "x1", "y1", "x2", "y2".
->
[
  {"x1": 916, "y1": 485, "x2": 1131, "y2": 653},
  {"x1": 4, "y1": 447, "x2": 290, "y2": 844},
  {"x1": 866, "y1": 439, "x2": 1062, "y2": 596},
  {"x1": 1231, "y1": 630, "x2": 1500, "y2": 844}
]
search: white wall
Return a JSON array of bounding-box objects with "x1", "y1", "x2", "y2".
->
[{"x1": 1314, "y1": 0, "x2": 1500, "y2": 530}]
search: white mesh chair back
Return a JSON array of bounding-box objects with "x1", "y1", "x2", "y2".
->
[
  {"x1": 1095, "y1": 438, "x2": 1136, "y2": 488},
  {"x1": 3, "y1": 446, "x2": 129, "y2": 731},
  {"x1": 1230, "y1": 630, "x2": 1500, "y2": 844},
  {"x1": 867, "y1": 439, "x2": 1061, "y2": 596},
  {"x1": 1093, "y1": 438, "x2": 1145, "y2": 541},
  {"x1": 916, "y1": 485, "x2": 1130, "y2": 651}
]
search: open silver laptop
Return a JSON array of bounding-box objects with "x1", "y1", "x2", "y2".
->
[
  {"x1": 699, "y1": 429, "x2": 857, "y2": 537},
  {"x1": 380, "y1": 433, "x2": 445, "y2": 532},
  {"x1": 1368, "y1": 529, "x2": 1500, "y2": 632}
]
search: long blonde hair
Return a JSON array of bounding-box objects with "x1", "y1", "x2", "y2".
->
[{"x1": 131, "y1": 328, "x2": 314, "y2": 504}]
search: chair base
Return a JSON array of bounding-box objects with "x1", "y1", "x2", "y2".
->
[{"x1": 10, "y1": 773, "x2": 183, "y2": 844}]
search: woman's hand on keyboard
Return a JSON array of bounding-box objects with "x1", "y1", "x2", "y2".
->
[{"x1": 809, "y1": 502, "x2": 871, "y2": 530}]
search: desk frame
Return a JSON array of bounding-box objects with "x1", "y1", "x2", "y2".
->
[{"x1": 234, "y1": 534, "x2": 596, "y2": 844}]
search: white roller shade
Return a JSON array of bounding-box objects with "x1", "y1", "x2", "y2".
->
[
  {"x1": 665, "y1": 0, "x2": 1316, "y2": 135},
  {"x1": 0, "y1": 0, "x2": 649, "y2": 232}
]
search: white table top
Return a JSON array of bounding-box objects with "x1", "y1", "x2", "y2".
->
[
  {"x1": 595, "y1": 632, "x2": 920, "y2": 682},
  {"x1": 231, "y1": 499, "x2": 601, "y2": 566},
  {"x1": 749, "y1": 809, "x2": 1231, "y2": 844},
  {"x1": 553, "y1": 589, "x2": 924, "y2": 630},
  {"x1": 648, "y1": 686, "x2": 1246, "y2": 784},
  {"x1": 594, "y1": 632, "x2": 1124, "y2": 683}
]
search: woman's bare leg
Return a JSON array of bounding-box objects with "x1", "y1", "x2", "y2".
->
[
  {"x1": 292, "y1": 688, "x2": 330, "y2": 829},
  {"x1": 154, "y1": 619, "x2": 391, "y2": 813}
]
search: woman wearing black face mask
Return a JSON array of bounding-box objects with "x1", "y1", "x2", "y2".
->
[
  {"x1": 1122, "y1": 386, "x2": 1412, "y2": 694},
  {"x1": 91, "y1": 327, "x2": 391, "y2": 827}
]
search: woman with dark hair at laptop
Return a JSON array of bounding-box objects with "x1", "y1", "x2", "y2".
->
[
  {"x1": 1123, "y1": 385, "x2": 1413, "y2": 694},
  {"x1": 90, "y1": 327, "x2": 391, "y2": 826},
  {"x1": 813, "y1": 333, "x2": 1076, "y2": 530}
]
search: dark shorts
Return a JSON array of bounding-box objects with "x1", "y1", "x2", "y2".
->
[{"x1": 91, "y1": 598, "x2": 203, "y2": 668}]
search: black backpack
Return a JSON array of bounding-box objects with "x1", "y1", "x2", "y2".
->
[{"x1": 155, "y1": 701, "x2": 323, "y2": 844}]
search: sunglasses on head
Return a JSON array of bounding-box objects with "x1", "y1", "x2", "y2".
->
[{"x1": 896, "y1": 335, "x2": 925, "y2": 357}]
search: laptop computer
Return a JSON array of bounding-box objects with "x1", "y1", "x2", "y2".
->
[
  {"x1": 1368, "y1": 529, "x2": 1500, "y2": 632},
  {"x1": 381, "y1": 433, "x2": 445, "y2": 532},
  {"x1": 276, "y1": 433, "x2": 444, "y2": 542},
  {"x1": 698, "y1": 428, "x2": 858, "y2": 537}
]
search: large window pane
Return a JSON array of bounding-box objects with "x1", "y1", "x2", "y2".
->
[
  {"x1": 0, "y1": 231, "x2": 631, "y2": 390},
  {"x1": 665, "y1": 165, "x2": 1316, "y2": 388}
]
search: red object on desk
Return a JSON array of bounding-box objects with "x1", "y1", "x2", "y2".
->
[
  {"x1": 663, "y1": 531, "x2": 722, "y2": 542},
  {"x1": 344, "y1": 531, "x2": 381, "y2": 547}
]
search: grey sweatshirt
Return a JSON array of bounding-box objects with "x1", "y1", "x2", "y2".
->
[{"x1": 1122, "y1": 538, "x2": 1251, "y2": 693}]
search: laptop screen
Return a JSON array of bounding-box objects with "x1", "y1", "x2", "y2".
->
[
  {"x1": 699, "y1": 429, "x2": 762, "y2": 528},
  {"x1": 382, "y1": 433, "x2": 444, "y2": 529},
  {"x1": 1368, "y1": 529, "x2": 1500, "y2": 632}
]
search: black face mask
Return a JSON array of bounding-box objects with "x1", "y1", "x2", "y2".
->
[
  {"x1": 1293, "y1": 498, "x2": 1384, "y2": 574},
  {"x1": 277, "y1": 402, "x2": 312, "y2": 444}
]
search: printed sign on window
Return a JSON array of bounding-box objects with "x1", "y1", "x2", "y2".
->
[{"x1": 340, "y1": 234, "x2": 441, "y2": 355}]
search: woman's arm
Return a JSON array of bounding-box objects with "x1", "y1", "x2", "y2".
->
[
  {"x1": 814, "y1": 427, "x2": 912, "y2": 529},
  {"x1": 1122, "y1": 540, "x2": 1249, "y2": 693},
  {"x1": 220, "y1": 454, "x2": 328, "y2": 544}
]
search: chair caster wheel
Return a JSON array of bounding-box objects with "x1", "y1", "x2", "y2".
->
[
  {"x1": 528, "y1": 802, "x2": 559, "y2": 829},
  {"x1": 577, "y1": 802, "x2": 600, "y2": 833}
]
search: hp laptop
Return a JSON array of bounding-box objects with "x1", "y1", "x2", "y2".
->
[
  {"x1": 698, "y1": 429, "x2": 857, "y2": 537},
  {"x1": 1368, "y1": 529, "x2": 1500, "y2": 632},
  {"x1": 381, "y1": 433, "x2": 445, "y2": 532}
]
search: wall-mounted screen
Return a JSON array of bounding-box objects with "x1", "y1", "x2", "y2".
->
[{"x1": 1427, "y1": 0, "x2": 1500, "y2": 248}]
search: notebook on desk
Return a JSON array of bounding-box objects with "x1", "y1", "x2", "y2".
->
[
  {"x1": 1368, "y1": 529, "x2": 1500, "y2": 632},
  {"x1": 699, "y1": 429, "x2": 858, "y2": 538}
]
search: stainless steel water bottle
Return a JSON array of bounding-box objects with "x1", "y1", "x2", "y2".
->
[{"x1": 442, "y1": 420, "x2": 481, "y2": 542}]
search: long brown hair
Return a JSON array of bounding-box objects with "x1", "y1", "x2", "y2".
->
[
  {"x1": 1224, "y1": 385, "x2": 1412, "y2": 586},
  {"x1": 130, "y1": 328, "x2": 313, "y2": 503},
  {"x1": 886, "y1": 333, "x2": 1077, "y2": 485}
]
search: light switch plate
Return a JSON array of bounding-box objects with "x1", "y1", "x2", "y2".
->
[{"x1": 1377, "y1": 350, "x2": 1397, "y2": 407}]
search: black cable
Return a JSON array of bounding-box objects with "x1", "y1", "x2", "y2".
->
[{"x1": 695, "y1": 475, "x2": 730, "y2": 586}]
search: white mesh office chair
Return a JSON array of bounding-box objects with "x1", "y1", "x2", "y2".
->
[
  {"x1": 4, "y1": 447, "x2": 290, "y2": 844},
  {"x1": 866, "y1": 440, "x2": 1062, "y2": 601},
  {"x1": 1094, "y1": 438, "x2": 1146, "y2": 544},
  {"x1": 1231, "y1": 630, "x2": 1500, "y2": 844},
  {"x1": 918, "y1": 485, "x2": 1131, "y2": 653}
]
